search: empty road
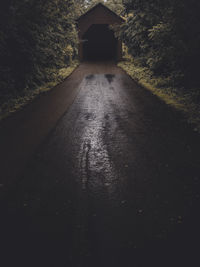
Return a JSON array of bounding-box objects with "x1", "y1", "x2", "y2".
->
[{"x1": 1, "y1": 63, "x2": 200, "y2": 267}]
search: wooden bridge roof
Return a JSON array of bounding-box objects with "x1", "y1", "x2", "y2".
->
[{"x1": 77, "y1": 3, "x2": 124, "y2": 23}]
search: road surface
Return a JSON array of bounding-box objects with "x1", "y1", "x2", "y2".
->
[{"x1": 1, "y1": 62, "x2": 200, "y2": 267}]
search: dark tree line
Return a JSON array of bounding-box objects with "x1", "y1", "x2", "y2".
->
[
  {"x1": 0, "y1": 0, "x2": 200, "y2": 105},
  {"x1": 0, "y1": 0, "x2": 79, "y2": 102},
  {"x1": 120, "y1": 0, "x2": 200, "y2": 87}
]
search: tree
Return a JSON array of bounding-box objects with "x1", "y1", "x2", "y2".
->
[
  {"x1": 120, "y1": 0, "x2": 200, "y2": 86},
  {"x1": 0, "y1": 0, "x2": 79, "y2": 100}
]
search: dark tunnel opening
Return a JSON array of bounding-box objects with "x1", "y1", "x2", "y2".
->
[{"x1": 83, "y1": 24, "x2": 118, "y2": 61}]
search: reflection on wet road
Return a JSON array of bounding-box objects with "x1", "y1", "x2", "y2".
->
[{"x1": 1, "y1": 73, "x2": 200, "y2": 267}]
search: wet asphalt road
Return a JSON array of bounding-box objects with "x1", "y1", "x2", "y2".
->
[{"x1": 1, "y1": 71, "x2": 200, "y2": 267}]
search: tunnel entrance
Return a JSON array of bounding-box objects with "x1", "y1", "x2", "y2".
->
[{"x1": 83, "y1": 24, "x2": 118, "y2": 61}]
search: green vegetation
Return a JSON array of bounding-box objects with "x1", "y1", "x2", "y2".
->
[
  {"x1": 117, "y1": 0, "x2": 200, "y2": 132},
  {"x1": 0, "y1": 60, "x2": 79, "y2": 121},
  {"x1": 118, "y1": 54, "x2": 200, "y2": 132},
  {"x1": 0, "y1": 0, "x2": 200, "y2": 127},
  {"x1": 119, "y1": 0, "x2": 200, "y2": 88},
  {"x1": 0, "y1": 0, "x2": 81, "y2": 119}
]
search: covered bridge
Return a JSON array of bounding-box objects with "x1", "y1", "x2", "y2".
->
[{"x1": 77, "y1": 3, "x2": 124, "y2": 61}]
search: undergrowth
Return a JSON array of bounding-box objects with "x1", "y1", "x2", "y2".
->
[
  {"x1": 118, "y1": 55, "x2": 200, "y2": 133},
  {"x1": 0, "y1": 60, "x2": 79, "y2": 121}
]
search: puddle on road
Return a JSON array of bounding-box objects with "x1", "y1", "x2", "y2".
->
[
  {"x1": 84, "y1": 74, "x2": 119, "y2": 85},
  {"x1": 85, "y1": 74, "x2": 95, "y2": 80},
  {"x1": 105, "y1": 74, "x2": 115, "y2": 83},
  {"x1": 75, "y1": 74, "x2": 121, "y2": 196}
]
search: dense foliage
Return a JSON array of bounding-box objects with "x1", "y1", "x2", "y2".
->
[
  {"x1": 120, "y1": 0, "x2": 200, "y2": 87},
  {"x1": 1, "y1": 0, "x2": 200, "y2": 107},
  {"x1": 0, "y1": 0, "x2": 79, "y2": 101}
]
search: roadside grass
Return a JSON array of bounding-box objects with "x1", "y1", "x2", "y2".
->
[
  {"x1": 118, "y1": 56, "x2": 200, "y2": 133},
  {"x1": 0, "y1": 60, "x2": 79, "y2": 121}
]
